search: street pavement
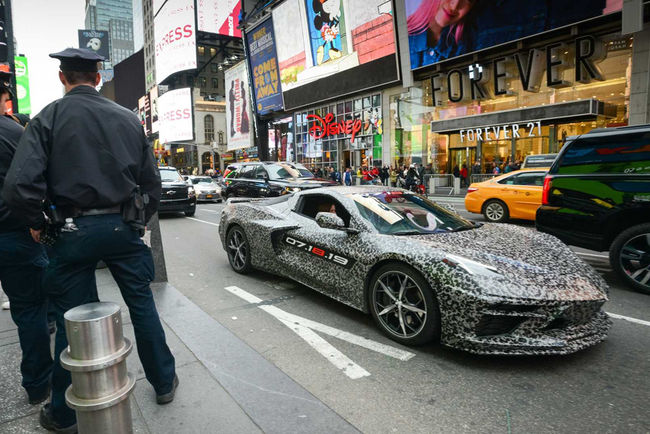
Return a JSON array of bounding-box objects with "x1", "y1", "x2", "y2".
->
[{"x1": 1, "y1": 196, "x2": 649, "y2": 433}]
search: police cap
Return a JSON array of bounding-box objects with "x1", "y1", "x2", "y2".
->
[{"x1": 49, "y1": 48, "x2": 105, "y2": 72}]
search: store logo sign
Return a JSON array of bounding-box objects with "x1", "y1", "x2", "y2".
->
[
  {"x1": 431, "y1": 35, "x2": 605, "y2": 106},
  {"x1": 307, "y1": 112, "x2": 382, "y2": 142}
]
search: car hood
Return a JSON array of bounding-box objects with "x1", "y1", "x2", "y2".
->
[
  {"x1": 194, "y1": 184, "x2": 219, "y2": 192},
  {"x1": 408, "y1": 224, "x2": 608, "y2": 301},
  {"x1": 162, "y1": 182, "x2": 187, "y2": 188}
]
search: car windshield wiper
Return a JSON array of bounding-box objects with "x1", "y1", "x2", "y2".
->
[{"x1": 391, "y1": 230, "x2": 423, "y2": 235}]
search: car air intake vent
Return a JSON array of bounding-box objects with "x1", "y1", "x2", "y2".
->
[
  {"x1": 492, "y1": 304, "x2": 540, "y2": 313},
  {"x1": 475, "y1": 315, "x2": 526, "y2": 336}
]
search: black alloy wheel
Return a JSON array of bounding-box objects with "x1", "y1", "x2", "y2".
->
[
  {"x1": 483, "y1": 199, "x2": 509, "y2": 223},
  {"x1": 369, "y1": 263, "x2": 440, "y2": 345},
  {"x1": 610, "y1": 223, "x2": 650, "y2": 295},
  {"x1": 226, "y1": 226, "x2": 252, "y2": 274}
]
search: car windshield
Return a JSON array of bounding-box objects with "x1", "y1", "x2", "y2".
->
[
  {"x1": 192, "y1": 177, "x2": 214, "y2": 185},
  {"x1": 266, "y1": 164, "x2": 314, "y2": 180},
  {"x1": 159, "y1": 169, "x2": 183, "y2": 182},
  {"x1": 347, "y1": 191, "x2": 475, "y2": 234}
]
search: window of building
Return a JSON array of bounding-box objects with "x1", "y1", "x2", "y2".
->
[
  {"x1": 205, "y1": 115, "x2": 215, "y2": 142},
  {"x1": 212, "y1": 78, "x2": 218, "y2": 89},
  {"x1": 198, "y1": 46, "x2": 205, "y2": 57},
  {"x1": 199, "y1": 76, "x2": 207, "y2": 88},
  {"x1": 211, "y1": 63, "x2": 218, "y2": 73}
]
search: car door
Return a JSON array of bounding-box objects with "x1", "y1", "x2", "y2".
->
[
  {"x1": 279, "y1": 194, "x2": 364, "y2": 295},
  {"x1": 252, "y1": 166, "x2": 271, "y2": 197},
  {"x1": 233, "y1": 165, "x2": 256, "y2": 197},
  {"x1": 509, "y1": 172, "x2": 545, "y2": 219},
  {"x1": 495, "y1": 173, "x2": 520, "y2": 209}
]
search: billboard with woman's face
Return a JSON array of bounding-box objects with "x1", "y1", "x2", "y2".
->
[{"x1": 406, "y1": 0, "x2": 623, "y2": 70}]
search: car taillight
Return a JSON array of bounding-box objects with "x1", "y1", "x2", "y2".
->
[
  {"x1": 542, "y1": 175, "x2": 552, "y2": 205},
  {"x1": 467, "y1": 187, "x2": 478, "y2": 193}
]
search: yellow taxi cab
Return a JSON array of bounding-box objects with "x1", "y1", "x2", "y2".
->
[{"x1": 464, "y1": 168, "x2": 549, "y2": 223}]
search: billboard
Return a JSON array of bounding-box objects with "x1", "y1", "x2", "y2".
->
[
  {"x1": 247, "y1": 17, "x2": 283, "y2": 115},
  {"x1": 154, "y1": 0, "x2": 197, "y2": 84},
  {"x1": 14, "y1": 56, "x2": 31, "y2": 114},
  {"x1": 158, "y1": 87, "x2": 193, "y2": 144},
  {"x1": 225, "y1": 61, "x2": 252, "y2": 151},
  {"x1": 150, "y1": 86, "x2": 160, "y2": 134},
  {"x1": 272, "y1": 0, "x2": 396, "y2": 92},
  {"x1": 138, "y1": 94, "x2": 151, "y2": 136},
  {"x1": 406, "y1": 0, "x2": 623, "y2": 70},
  {"x1": 197, "y1": 0, "x2": 242, "y2": 37},
  {"x1": 78, "y1": 30, "x2": 110, "y2": 60}
]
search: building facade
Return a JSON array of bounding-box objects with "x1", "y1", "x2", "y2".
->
[{"x1": 84, "y1": 0, "x2": 134, "y2": 67}]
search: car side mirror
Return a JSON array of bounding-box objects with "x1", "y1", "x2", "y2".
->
[{"x1": 315, "y1": 212, "x2": 346, "y2": 231}]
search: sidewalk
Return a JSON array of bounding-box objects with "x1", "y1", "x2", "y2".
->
[{"x1": 0, "y1": 270, "x2": 357, "y2": 433}]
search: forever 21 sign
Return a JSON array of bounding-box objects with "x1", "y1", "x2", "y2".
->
[{"x1": 430, "y1": 35, "x2": 605, "y2": 106}]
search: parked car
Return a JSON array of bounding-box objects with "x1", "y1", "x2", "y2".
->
[
  {"x1": 220, "y1": 186, "x2": 610, "y2": 354},
  {"x1": 521, "y1": 153, "x2": 558, "y2": 168},
  {"x1": 158, "y1": 166, "x2": 197, "y2": 216},
  {"x1": 187, "y1": 175, "x2": 222, "y2": 202},
  {"x1": 536, "y1": 125, "x2": 650, "y2": 294},
  {"x1": 465, "y1": 168, "x2": 549, "y2": 223},
  {"x1": 222, "y1": 162, "x2": 337, "y2": 199}
]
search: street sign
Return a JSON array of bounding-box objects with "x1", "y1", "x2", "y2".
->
[{"x1": 224, "y1": 285, "x2": 415, "y2": 379}]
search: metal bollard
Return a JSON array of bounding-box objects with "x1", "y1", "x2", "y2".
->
[{"x1": 60, "y1": 302, "x2": 136, "y2": 434}]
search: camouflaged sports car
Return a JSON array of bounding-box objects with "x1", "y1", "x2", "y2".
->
[{"x1": 219, "y1": 186, "x2": 611, "y2": 355}]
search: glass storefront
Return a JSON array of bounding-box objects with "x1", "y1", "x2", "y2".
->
[
  {"x1": 389, "y1": 32, "x2": 633, "y2": 174},
  {"x1": 294, "y1": 93, "x2": 383, "y2": 171}
]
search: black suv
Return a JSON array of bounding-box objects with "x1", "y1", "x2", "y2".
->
[
  {"x1": 223, "y1": 162, "x2": 337, "y2": 198},
  {"x1": 536, "y1": 125, "x2": 650, "y2": 294},
  {"x1": 158, "y1": 166, "x2": 197, "y2": 216}
]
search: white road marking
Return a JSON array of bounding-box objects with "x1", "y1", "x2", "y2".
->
[
  {"x1": 185, "y1": 217, "x2": 220, "y2": 227},
  {"x1": 606, "y1": 312, "x2": 650, "y2": 327},
  {"x1": 224, "y1": 285, "x2": 415, "y2": 379}
]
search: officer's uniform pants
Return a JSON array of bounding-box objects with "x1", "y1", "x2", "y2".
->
[
  {"x1": 46, "y1": 214, "x2": 176, "y2": 426},
  {"x1": 0, "y1": 230, "x2": 53, "y2": 401}
]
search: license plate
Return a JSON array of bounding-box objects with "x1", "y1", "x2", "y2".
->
[{"x1": 206, "y1": 194, "x2": 213, "y2": 198}]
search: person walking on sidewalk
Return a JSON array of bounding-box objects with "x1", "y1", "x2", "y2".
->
[
  {"x1": 0, "y1": 71, "x2": 53, "y2": 408},
  {"x1": 2, "y1": 48, "x2": 177, "y2": 433}
]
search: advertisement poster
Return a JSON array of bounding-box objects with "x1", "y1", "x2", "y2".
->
[
  {"x1": 225, "y1": 61, "x2": 252, "y2": 151},
  {"x1": 158, "y1": 87, "x2": 194, "y2": 144},
  {"x1": 247, "y1": 17, "x2": 283, "y2": 115},
  {"x1": 406, "y1": 0, "x2": 623, "y2": 69},
  {"x1": 138, "y1": 94, "x2": 152, "y2": 136},
  {"x1": 197, "y1": 0, "x2": 242, "y2": 37},
  {"x1": 304, "y1": 0, "x2": 346, "y2": 66},
  {"x1": 78, "y1": 30, "x2": 110, "y2": 60},
  {"x1": 273, "y1": 0, "x2": 396, "y2": 92},
  {"x1": 154, "y1": 0, "x2": 197, "y2": 84},
  {"x1": 150, "y1": 86, "x2": 160, "y2": 134},
  {"x1": 14, "y1": 55, "x2": 30, "y2": 114}
]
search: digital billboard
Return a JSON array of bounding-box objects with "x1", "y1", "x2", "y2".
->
[
  {"x1": 154, "y1": 0, "x2": 197, "y2": 85},
  {"x1": 247, "y1": 17, "x2": 283, "y2": 115},
  {"x1": 406, "y1": 0, "x2": 623, "y2": 70},
  {"x1": 225, "y1": 61, "x2": 253, "y2": 151},
  {"x1": 78, "y1": 30, "x2": 110, "y2": 60},
  {"x1": 272, "y1": 0, "x2": 397, "y2": 93},
  {"x1": 14, "y1": 56, "x2": 31, "y2": 114},
  {"x1": 197, "y1": 0, "x2": 242, "y2": 37},
  {"x1": 158, "y1": 88, "x2": 193, "y2": 144}
]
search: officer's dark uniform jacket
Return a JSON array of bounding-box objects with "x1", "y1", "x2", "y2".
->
[
  {"x1": 0, "y1": 115, "x2": 25, "y2": 232},
  {"x1": 2, "y1": 85, "x2": 161, "y2": 228}
]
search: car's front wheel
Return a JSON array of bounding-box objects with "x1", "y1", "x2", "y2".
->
[
  {"x1": 483, "y1": 199, "x2": 509, "y2": 223},
  {"x1": 610, "y1": 223, "x2": 650, "y2": 294},
  {"x1": 369, "y1": 263, "x2": 440, "y2": 345},
  {"x1": 226, "y1": 225, "x2": 252, "y2": 274},
  {"x1": 184, "y1": 206, "x2": 196, "y2": 217}
]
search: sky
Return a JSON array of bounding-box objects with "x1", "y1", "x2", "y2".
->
[{"x1": 12, "y1": 0, "x2": 85, "y2": 115}]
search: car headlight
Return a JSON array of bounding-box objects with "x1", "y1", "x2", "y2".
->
[
  {"x1": 442, "y1": 254, "x2": 501, "y2": 277},
  {"x1": 285, "y1": 187, "x2": 301, "y2": 193},
  {"x1": 188, "y1": 186, "x2": 195, "y2": 197}
]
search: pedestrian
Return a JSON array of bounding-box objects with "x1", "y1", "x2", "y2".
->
[
  {"x1": 2, "y1": 48, "x2": 178, "y2": 432},
  {"x1": 0, "y1": 70, "x2": 53, "y2": 408},
  {"x1": 460, "y1": 164, "x2": 468, "y2": 187},
  {"x1": 472, "y1": 160, "x2": 481, "y2": 176},
  {"x1": 389, "y1": 166, "x2": 397, "y2": 186},
  {"x1": 343, "y1": 167, "x2": 353, "y2": 186},
  {"x1": 452, "y1": 164, "x2": 460, "y2": 179}
]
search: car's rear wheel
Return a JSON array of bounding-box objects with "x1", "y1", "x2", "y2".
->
[
  {"x1": 483, "y1": 199, "x2": 509, "y2": 223},
  {"x1": 369, "y1": 263, "x2": 440, "y2": 345},
  {"x1": 610, "y1": 223, "x2": 650, "y2": 294},
  {"x1": 226, "y1": 225, "x2": 252, "y2": 274}
]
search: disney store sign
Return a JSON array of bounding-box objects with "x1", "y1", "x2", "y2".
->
[{"x1": 307, "y1": 113, "x2": 382, "y2": 142}]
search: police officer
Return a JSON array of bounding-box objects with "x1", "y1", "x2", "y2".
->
[
  {"x1": 2, "y1": 48, "x2": 177, "y2": 432},
  {"x1": 0, "y1": 71, "x2": 53, "y2": 407}
]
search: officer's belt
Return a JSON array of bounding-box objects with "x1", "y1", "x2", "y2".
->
[{"x1": 77, "y1": 205, "x2": 122, "y2": 217}]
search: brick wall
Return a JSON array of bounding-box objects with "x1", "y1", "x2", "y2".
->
[
  {"x1": 279, "y1": 51, "x2": 307, "y2": 74},
  {"x1": 351, "y1": 14, "x2": 396, "y2": 65}
]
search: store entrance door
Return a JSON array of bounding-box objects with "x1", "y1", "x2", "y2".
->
[{"x1": 449, "y1": 148, "x2": 475, "y2": 173}]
